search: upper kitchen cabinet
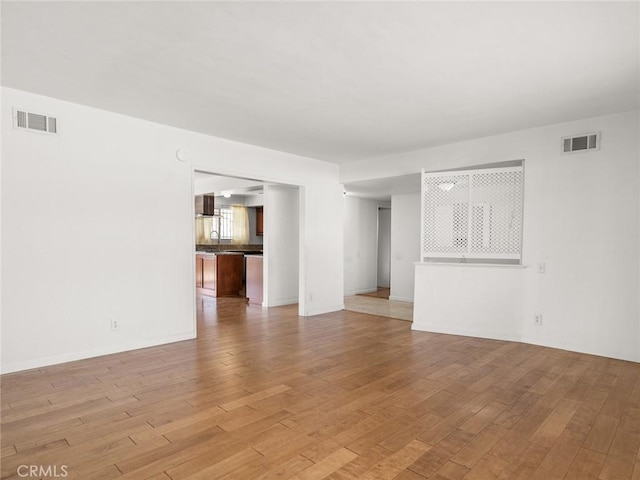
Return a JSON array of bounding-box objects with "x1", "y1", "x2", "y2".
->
[
  {"x1": 195, "y1": 194, "x2": 215, "y2": 216},
  {"x1": 256, "y1": 207, "x2": 264, "y2": 236}
]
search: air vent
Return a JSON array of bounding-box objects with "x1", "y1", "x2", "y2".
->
[
  {"x1": 13, "y1": 108, "x2": 58, "y2": 134},
  {"x1": 562, "y1": 132, "x2": 599, "y2": 153}
]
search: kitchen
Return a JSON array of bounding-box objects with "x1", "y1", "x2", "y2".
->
[{"x1": 193, "y1": 173, "x2": 300, "y2": 308}]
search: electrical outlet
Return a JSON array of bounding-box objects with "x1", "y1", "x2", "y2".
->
[
  {"x1": 537, "y1": 262, "x2": 546, "y2": 274},
  {"x1": 111, "y1": 319, "x2": 120, "y2": 331},
  {"x1": 534, "y1": 314, "x2": 543, "y2": 326}
]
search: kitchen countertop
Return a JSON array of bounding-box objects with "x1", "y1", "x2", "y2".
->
[
  {"x1": 196, "y1": 244, "x2": 263, "y2": 254},
  {"x1": 196, "y1": 251, "x2": 245, "y2": 256}
]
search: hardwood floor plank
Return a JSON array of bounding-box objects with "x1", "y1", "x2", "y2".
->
[
  {"x1": 460, "y1": 454, "x2": 508, "y2": 480},
  {"x1": 495, "y1": 442, "x2": 549, "y2": 480},
  {"x1": 219, "y1": 384, "x2": 291, "y2": 411},
  {"x1": 564, "y1": 447, "x2": 605, "y2": 480},
  {"x1": 598, "y1": 407, "x2": 640, "y2": 480},
  {"x1": 431, "y1": 460, "x2": 470, "y2": 480},
  {"x1": 360, "y1": 440, "x2": 431, "y2": 480},
  {"x1": 530, "y1": 398, "x2": 580, "y2": 448},
  {"x1": 167, "y1": 446, "x2": 263, "y2": 480},
  {"x1": 327, "y1": 444, "x2": 393, "y2": 479},
  {"x1": 255, "y1": 454, "x2": 315, "y2": 480},
  {"x1": 459, "y1": 401, "x2": 509, "y2": 435},
  {"x1": 583, "y1": 414, "x2": 620, "y2": 454},
  {"x1": 452, "y1": 423, "x2": 507, "y2": 468},
  {"x1": 527, "y1": 432, "x2": 580, "y2": 480},
  {"x1": 292, "y1": 447, "x2": 359, "y2": 479},
  {"x1": 632, "y1": 444, "x2": 640, "y2": 480},
  {"x1": 378, "y1": 413, "x2": 443, "y2": 453}
]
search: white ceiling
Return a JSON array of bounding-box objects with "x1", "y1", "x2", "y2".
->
[
  {"x1": 345, "y1": 174, "x2": 422, "y2": 201},
  {"x1": 2, "y1": 2, "x2": 638, "y2": 165}
]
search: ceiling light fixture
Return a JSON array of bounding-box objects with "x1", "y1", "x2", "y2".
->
[{"x1": 438, "y1": 182, "x2": 456, "y2": 192}]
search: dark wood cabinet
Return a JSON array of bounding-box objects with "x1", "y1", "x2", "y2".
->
[
  {"x1": 195, "y1": 195, "x2": 216, "y2": 217},
  {"x1": 196, "y1": 253, "x2": 244, "y2": 297},
  {"x1": 202, "y1": 257, "x2": 217, "y2": 293},
  {"x1": 256, "y1": 206, "x2": 264, "y2": 236},
  {"x1": 195, "y1": 254, "x2": 203, "y2": 288}
]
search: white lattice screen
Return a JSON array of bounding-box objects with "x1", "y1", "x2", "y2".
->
[{"x1": 421, "y1": 166, "x2": 524, "y2": 262}]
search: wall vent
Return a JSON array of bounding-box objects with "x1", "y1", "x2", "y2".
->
[
  {"x1": 562, "y1": 132, "x2": 599, "y2": 153},
  {"x1": 13, "y1": 108, "x2": 58, "y2": 134}
]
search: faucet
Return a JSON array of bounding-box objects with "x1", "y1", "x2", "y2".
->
[{"x1": 210, "y1": 229, "x2": 221, "y2": 248}]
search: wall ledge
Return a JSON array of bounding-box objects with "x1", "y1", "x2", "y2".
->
[{"x1": 415, "y1": 262, "x2": 527, "y2": 269}]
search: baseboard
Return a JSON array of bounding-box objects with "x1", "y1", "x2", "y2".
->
[
  {"x1": 410, "y1": 324, "x2": 640, "y2": 364},
  {"x1": 0, "y1": 331, "x2": 197, "y2": 375},
  {"x1": 304, "y1": 303, "x2": 345, "y2": 317},
  {"x1": 519, "y1": 335, "x2": 640, "y2": 364},
  {"x1": 267, "y1": 298, "x2": 299, "y2": 307},
  {"x1": 344, "y1": 287, "x2": 378, "y2": 296},
  {"x1": 411, "y1": 322, "x2": 520, "y2": 343},
  {"x1": 389, "y1": 295, "x2": 414, "y2": 303}
]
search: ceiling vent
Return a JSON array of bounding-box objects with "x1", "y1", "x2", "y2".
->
[
  {"x1": 562, "y1": 132, "x2": 599, "y2": 153},
  {"x1": 13, "y1": 108, "x2": 57, "y2": 134}
]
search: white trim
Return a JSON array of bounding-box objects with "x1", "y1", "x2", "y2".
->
[
  {"x1": 191, "y1": 167, "x2": 198, "y2": 340},
  {"x1": 304, "y1": 303, "x2": 345, "y2": 317},
  {"x1": 411, "y1": 322, "x2": 521, "y2": 343},
  {"x1": 267, "y1": 298, "x2": 299, "y2": 307},
  {"x1": 421, "y1": 252, "x2": 521, "y2": 260},
  {"x1": 422, "y1": 165, "x2": 523, "y2": 178},
  {"x1": 344, "y1": 287, "x2": 378, "y2": 296},
  {"x1": 414, "y1": 261, "x2": 527, "y2": 269},
  {"x1": 388, "y1": 295, "x2": 414, "y2": 303},
  {"x1": 0, "y1": 332, "x2": 196, "y2": 374},
  {"x1": 519, "y1": 335, "x2": 639, "y2": 365}
]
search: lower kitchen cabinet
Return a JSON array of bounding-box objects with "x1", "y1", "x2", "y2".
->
[
  {"x1": 245, "y1": 255, "x2": 263, "y2": 305},
  {"x1": 195, "y1": 254, "x2": 203, "y2": 288},
  {"x1": 196, "y1": 253, "x2": 244, "y2": 297}
]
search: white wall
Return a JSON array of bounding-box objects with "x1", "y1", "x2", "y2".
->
[
  {"x1": 377, "y1": 208, "x2": 391, "y2": 288},
  {"x1": 414, "y1": 264, "x2": 524, "y2": 341},
  {"x1": 344, "y1": 110, "x2": 640, "y2": 363},
  {"x1": 517, "y1": 112, "x2": 639, "y2": 362},
  {"x1": 263, "y1": 185, "x2": 299, "y2": 307},
  {"x1": 390, "y1": 193, "x2": 421, "y2": 302},
  {"x1": 194, "y1": 176, "x2": 262, "y2": 196},
  {"x1": 343, "y1": 196, "x2": 379, "y2": 295},
  {"x1": 1, "y1": 87, "x2": 343, "y2": 373}
]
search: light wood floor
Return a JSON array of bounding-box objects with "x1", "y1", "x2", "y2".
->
[
  {"x1": 357, "y1": 288, "x2": 391, "y2": 299},
  {"x1": 2, "y1": 296, "x2": 640, "y2": 480},
  {"x1": 344, "y1": 295, "x2": 413, "y2": 322}
]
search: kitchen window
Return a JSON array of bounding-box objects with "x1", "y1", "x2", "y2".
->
[
  {"x1": 217, "y1": 206, "x2": 233, "y2": 240},
  {"x1": 195, "y1": 207, "x2": 233, "y2": 244}
]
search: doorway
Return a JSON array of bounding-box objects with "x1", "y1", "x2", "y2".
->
[
  {"x1": 376, "y1": 206, "x2": 391, "y2": 296},
  {"x1": 192, "y1": 171, "x2": 301, "y2": 317},
  {"x1": 343, "y1": 204, "x2": 413, "y2": 321}
]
